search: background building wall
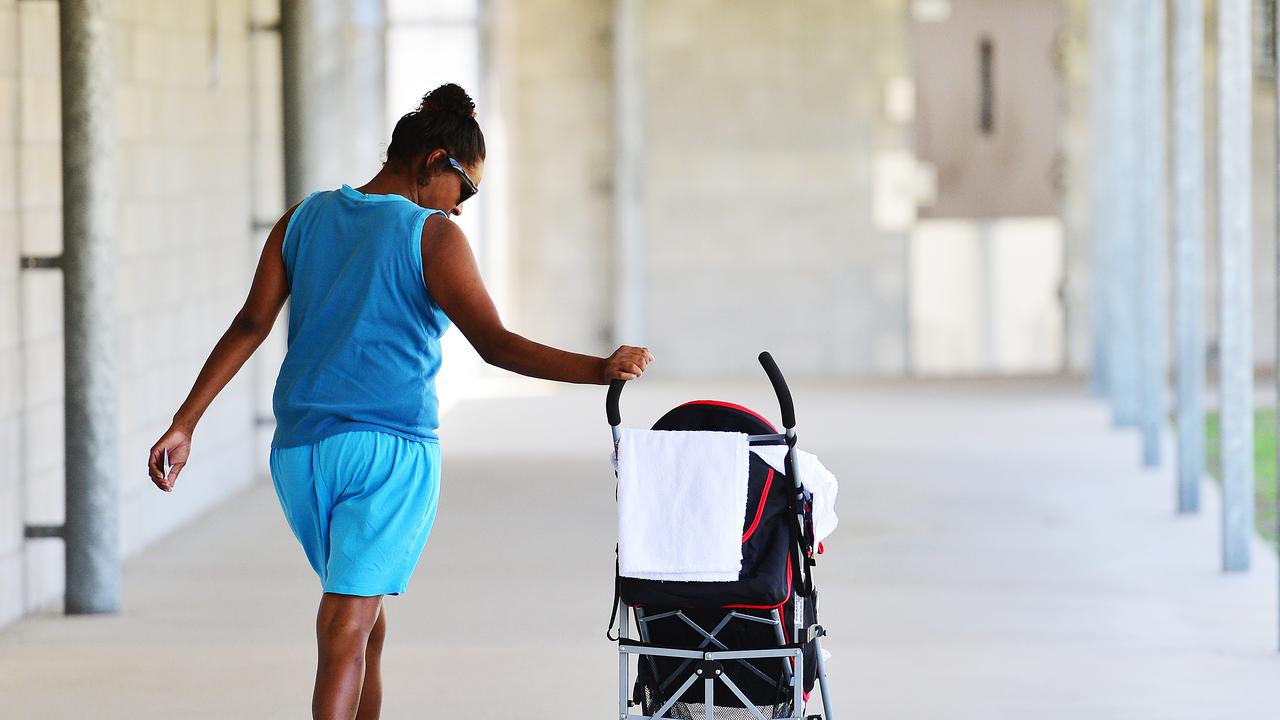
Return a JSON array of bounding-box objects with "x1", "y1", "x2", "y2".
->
[
  {"x1": 642, "y1": 0, "x2": 912, "y2": 378},
  {"x1": 0, "y1": 0, "x2": 293, "y2": 628},
  {"x1": 499, "y1": 0, "x2": 616, "y2": 358},
  {"x1": 8, "y1": 0, "x2": 1280, "y2": 631},
  {"x1": 497, "y1": 0, "x2": 914, "y2": 378}
]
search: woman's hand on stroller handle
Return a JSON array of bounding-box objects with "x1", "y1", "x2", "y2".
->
[
  {"x1": 602, "y1": 345, "x2": 654, "y2": 383},
  {"x1": 604, "y1": 346, "x2": 651, "y2": 427}
]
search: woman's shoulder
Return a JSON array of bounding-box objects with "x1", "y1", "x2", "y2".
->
[{"x1": 420, "y1": 212, "x2": 467, "y2": 253}]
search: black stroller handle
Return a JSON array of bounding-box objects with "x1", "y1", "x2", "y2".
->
[
  {"x1": 609, "y1": 354, "x2": 794, "y2": 429},
  {"x1": 606, "y1": 379, "x2": 626, "y2": 426},
  {"x1": 757, "y1": 351, "x2": 796, "y2": 429}
]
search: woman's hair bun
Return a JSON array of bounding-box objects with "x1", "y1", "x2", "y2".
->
[
  {"x1": 386, "y1": 82, "x2": 485, "y2": 166},
  {"x1": 418, "y1": 83, "x2": 476, "y2": 119}
]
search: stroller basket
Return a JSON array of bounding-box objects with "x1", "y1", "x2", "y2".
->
[{"x1": 607, "y1": 352, "x2": 835, "y2": 720}]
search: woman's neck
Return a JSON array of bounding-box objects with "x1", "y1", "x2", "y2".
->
[{"x1": 355, "y1": 167, "x2": 415, "y2": 204}]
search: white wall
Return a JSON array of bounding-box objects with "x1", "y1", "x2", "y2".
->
[{"x1": 910, "y1": 218, "x2": 1064, "y2": 375}]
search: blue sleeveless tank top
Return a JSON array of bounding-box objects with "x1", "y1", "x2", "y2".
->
[{"x1": 271, "y1": 184, "x2": 451, "y2": 449}]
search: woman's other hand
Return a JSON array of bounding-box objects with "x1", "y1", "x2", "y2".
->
[
  {"x1": 148, "y1": 424, "x2": 192, "y2": 492},
  {"x1": 603, "y1": 345, "x2": 655, "y2": 382}
]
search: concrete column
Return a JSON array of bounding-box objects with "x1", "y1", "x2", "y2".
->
[
  {"x1": 1088, "y1": 0, "x2": 1113, "y2": 398},
  {"x1": 1217, "y1": 0, "x2": 1253, "y2": 572},
  {"x1": 279, "y1": 0, "x2": 314, "y2": 207},
  {"x1": 281, "y1": 0, "x2": 386, "y2": 205},
  {"x1": 1273, "y1": 0, "x2": 1280, "y2": 647},
  {"x1": 59, "y1": 0, "x2": 119, "y2": 614},
  {"x1": 1108, "y1": 0, "x2": 1142, "y2": 428},
  {"x1": 613, "y1": 0, "x2": 646, "y2": 346},
  {"x1": 1173, "y1": 0, "x2": 1205, "y2": 511},
  {"x1": 1138, "y1": 0, "x2": 1168, "y2": 466}
]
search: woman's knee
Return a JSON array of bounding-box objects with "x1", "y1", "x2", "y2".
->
[{"x1": 317, "y1": 593, "x2": 383, "y2": 645}]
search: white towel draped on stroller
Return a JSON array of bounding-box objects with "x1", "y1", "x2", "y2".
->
[
  {"x1": 615, "y1": 428, "x2": 751, "y2": 582},
  {"x1": 749, "y1": 446, "x2": 840, "y2": 544},
  {"x1": 613, "y1": 429, "x2": 840, "y2": 582}
]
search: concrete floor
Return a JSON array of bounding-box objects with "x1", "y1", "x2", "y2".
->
[{"x1": 0, "y1": 378, "x2": 1277, "y2": 718}]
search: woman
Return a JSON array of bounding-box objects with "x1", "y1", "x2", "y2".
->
[{"x1": 145, "y1": 83, "x2": 653, "y2": 720}]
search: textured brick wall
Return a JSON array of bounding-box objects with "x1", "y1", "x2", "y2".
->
[{"x1": 0, "y1": 0, "x2": 287, "y2": 628}]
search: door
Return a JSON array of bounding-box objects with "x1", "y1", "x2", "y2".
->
[{"x1": 908, "y1": 0, "x2": 1064, "y2": 375}]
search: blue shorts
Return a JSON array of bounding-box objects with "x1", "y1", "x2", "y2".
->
[{"x1": 268, "y1": 430, "x2": 442, "y2": 596}]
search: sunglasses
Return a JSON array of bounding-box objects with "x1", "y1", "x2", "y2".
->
[{"x1": 447, "y1": 156, "x2": 479, "y2": 205}]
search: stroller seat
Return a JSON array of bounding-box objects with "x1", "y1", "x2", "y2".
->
[{"x1": 620, "y1": 400, "x2": 793, "y2": 611}]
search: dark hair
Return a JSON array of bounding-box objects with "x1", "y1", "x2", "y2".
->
[{"x1": 386, "y1": 83, "x2": 486, "y2": 168}]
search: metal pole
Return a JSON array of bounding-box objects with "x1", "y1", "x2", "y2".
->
[
  {"x1": 1173, "y1": 0, "x2": 1206, "y2": 510},
  {"x1": 1139, "y1": 0, "x2": 1169, "y2": 467},
  {"x1": 1218, "y1": 0, "x2": 1253, "y2": 572},
  {"x1": 613, "y1": 0, "x2": 646, "y2": 346},
  {"x1": 1272, "y1": 0, "x2": 1280, "y2": 648},
  {"x1": 813, "y1": 634, "x2": 834, "y2": 719},
  {"x1": 1109, "y1": 0, "x2": 1142, "y2": 428},
  {"x1": 59, "y1": 0, "x2": 120, "y2": 614},
  {"x1": 618, "y1": 599, "x2": 628, "y2": 720},
  {"x1": 1088, "y1": 0, "x2": 1113, "y2": 398}
]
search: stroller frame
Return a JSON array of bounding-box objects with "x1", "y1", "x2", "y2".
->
[{"x1": 606, "y1": 352, "x2": 836, "y2": 720}]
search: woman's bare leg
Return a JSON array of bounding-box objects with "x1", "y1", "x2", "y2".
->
[
  {"x1": 314, "y1": 592, "x2": 384, "y2": 720},
  {"x1": 355, "y1": 601, "x2": 386, "y2": 720}
]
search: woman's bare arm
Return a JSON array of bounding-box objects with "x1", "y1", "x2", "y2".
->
[
  {"x1": 421, "y1": 214, "x2": 653, "y2": 384},
  {"x1": 147, "y1": 205, "x2": 295, "y2": 490}
]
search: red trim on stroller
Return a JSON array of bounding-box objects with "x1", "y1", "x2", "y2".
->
[
  {"x1": 742, "y1": 468, "x2": 775, "y2": 543},
  {"x1": 676, "y1": 399, "x2": 778, "y2": 431}
]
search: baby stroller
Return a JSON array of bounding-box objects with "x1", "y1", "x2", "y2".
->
[{"x1": 606, "y1": 352, "x2": 835, "y2": 720}]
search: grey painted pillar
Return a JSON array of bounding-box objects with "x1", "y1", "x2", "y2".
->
[
  {"x1": 280, "y1": 0, "x2": 314, "y2": 207},
  {"x1": 1108, "y1": 0, "x2": 1142, "y2": 428},
  {"x1": 1173, "y1": 0, "x2": 1205, "y2": 511},
  {"x1": 60, "y1": 0, "x2": 120, "y2": 614},
  {"x1": 280, "y1": 0, "x2": 386, "y2": 205},
  {"x1": 1217, "y1": 0, "x2": 1253, "y2": 572},
  {"x1": 1274, "y1": 0, "x2": 1280, "y2": 649},
  {"x1": 1138, "y1": 0, "x2": 1168, "y2": 467},
  {"x1": 613, "y1": 0, "x2": 646, "y2": 346},
  {"x1": 1088, "y1": 0, "x2": 1113, "y2": 398}
]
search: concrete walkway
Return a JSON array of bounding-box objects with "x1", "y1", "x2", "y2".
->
[{"x1": 0, "y1": 378, "x2": 1276, "y2": 718}]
